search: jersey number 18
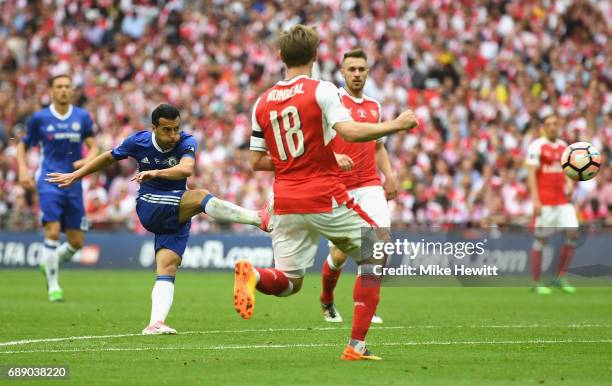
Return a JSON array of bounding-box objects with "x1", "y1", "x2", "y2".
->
[{"x1": 270, "y1": 106, "x2": 304, "y2": 160}]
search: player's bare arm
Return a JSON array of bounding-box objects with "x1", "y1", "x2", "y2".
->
[
  {"x1": 375, "y1": 142, "x2": 397, "y2": 200},
  {"x1": 73, "y1": 137, "x2": 99, "y2": 170},
  {"x1": 133, "y1": 156, "x2": 194, "y2": 183},
  {"x1": 527, "y1": 164, "x2": 541, "y2": 216},
  {"x1": 250, "y1": 150, "x2": 275, "y2": 171},
  {"x1": 16, "y1": 142, "x2": 35, "y2": 191},
  {"x1": 46, "y1": 150, "x2": 116, "y2": 188},
  {"x1": 334, "y1": 109, "x2": 418, "y2": 142}
]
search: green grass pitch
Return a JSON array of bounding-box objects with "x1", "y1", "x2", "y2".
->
[{"x1": 1, "y1": 269, "x2": 611, "y2": 385}]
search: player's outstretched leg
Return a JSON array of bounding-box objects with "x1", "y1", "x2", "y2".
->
[
  {"x1": 551, "y1": 234, "x2": 577, "y2": 294},
  {"x1": 340, "y1": 263, "x2": 382, "y2": 361},
  {"x1": 142, "y1": 249, "x2": 180, "y2": 335},
  {"x1": 530, "y1": 238, "x2": 552, "y2": 295},
  {"x1": 179, "y1": 190, "x2": 272, "y2": 231},
  {"x1": 233, "y1": 260, "x2": 296, "y2": 319}
]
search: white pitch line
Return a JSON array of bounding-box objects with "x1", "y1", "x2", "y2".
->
[
  {"x1": 0, "y1": 324, "x2": 609, "y2": 348},
  {"x1": 0, "y1": 326, "x2": 394, "y2": 348},
  {"x1": 1, "y1": 339, "x2": 612, "y2": 355},
  {"x1": 0, "y1": 332, "x2": 142, "y2": 348}
]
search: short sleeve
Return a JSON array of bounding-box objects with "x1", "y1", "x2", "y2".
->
[
  {"x1": 110, "y1": 134, "x2": 137, "y2": 161},
  {"x1": 249, "y1": 97, "x2": 268, "y2": 152},
  {"x1": 23, "y1": 114, "x2": 41, "y2": 149},
  {"x1": 180, "y1": 136, "x2": 197, "y2": 159},
  {"x1": 82, "y1": 112, "x2": 95, "y2": 138},
  {"x1": 526, "y1": 140, "x2": 541, "y2": 166},
  {"x1": 315, "y1": 81, "x2": 353, "y2": 128}
]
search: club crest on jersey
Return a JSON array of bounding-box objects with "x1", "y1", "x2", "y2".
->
[
  {"x1": 165, "y1": 157, "x2": 178, "y2": 167},
  {"x1": 357, "y1": 109, "x2": 367, "y2": 118},
  {"x1": 371, "y1": 109, "x2": 378, "y2": 117},
  {"x1": 72, "y1": 122, "x2": 81, "y2": 131}
]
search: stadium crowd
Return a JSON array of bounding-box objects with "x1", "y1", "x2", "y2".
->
[{"x1": 0, "y1": 0, "x2": 610, "y2": 233}]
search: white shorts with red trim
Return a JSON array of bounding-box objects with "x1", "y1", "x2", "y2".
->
[
  {"x1": 532, "y1": 203, "x2": 579, "y2": 237},
  {"x1": 271, "y1": 198, "x2": 377, "y2": 274},
  {"x1": 327, "y1": 185, "x2": 389, "y2": 248}
]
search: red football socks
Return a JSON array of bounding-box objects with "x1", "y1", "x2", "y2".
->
[
  {"x1": 320, "y1": 259, "x2": 342, "y2": 304},
  {"x1": 351, "y1": 275, "x2": 381, "y2": 341},
  {"x1": 531, "y1": 249, "x2": 542, "y2": 282},
  {"x1": 255, "y1": 268, "x2": 290, "y2": 295},
  {"x1": 557, "y1": 244, "x2": 575, "y2": 277}
]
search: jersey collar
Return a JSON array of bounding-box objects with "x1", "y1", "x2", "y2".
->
[
  {"x1": 277, "y1": 75, "x2": 310, "y2": 86},
  {"x1": 152, "y1": 132, "x2": 173, "y2": 153},
  {"x1": 49, "y1": 104, "x2": 73, "y2": 121},
  {"x1": 340, "y1": 87, "x2": 364, "y2": 104}
]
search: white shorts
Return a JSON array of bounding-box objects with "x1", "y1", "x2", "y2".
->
[
  {"x1": 271, "y1": 200, "x2": 377, "y2": 277},
  {"x1": 348, "y1": 185, "x2": 390, "y2": 227},
  {"x1": 327, "y1": 185, "x2": 389, "y2": 248},
  {"x1": 533, "y1": 203, "x2": 579, "y2": 237}
]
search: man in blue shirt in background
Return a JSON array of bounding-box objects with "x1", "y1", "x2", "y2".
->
[
  {"x1": 17, "y1": 74, "x2": 99, "y2": 302},
  {"x1": 47, "y1": 103, "x2": 271, "y2": 334}
]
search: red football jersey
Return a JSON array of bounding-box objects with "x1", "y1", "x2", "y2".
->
[
  {"x1": 526, "y1": 137, "x2": 569, "y2": 205},
  {"x1": 250, "y1": 75, "x2": 353, "y2": 214},
  {"x1": 332, "y1": 88, "x2": 383, "y2": 191}
]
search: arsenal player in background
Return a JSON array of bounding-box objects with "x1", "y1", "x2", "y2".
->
[
  {"x1": 318, "y1": 48, "x2": 397, "y2": 325},
  {"x1": 526, "y1": 110, "x2": 579, "y2": 294}
]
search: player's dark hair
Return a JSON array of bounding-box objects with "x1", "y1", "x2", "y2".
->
[
  {"x1": 342, "y1": 48, "x2": 368, "y2": 62},
  {"x1": 48, "y1": 74, "x2": 72, "y2": 87},
  {"x1": 152, "y1": 104, "x2": 181, "y2": 126},
  {"x1": 277, "y1": 24, "x2": 320, "y2": 68}
]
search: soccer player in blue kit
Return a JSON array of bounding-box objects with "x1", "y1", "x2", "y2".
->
[
  {"x1": 47, "y1": 103, "x2": 271, "y2": 334},
  {"x1": 17, "y1": 74, "x2": 99, "y2": 302}
]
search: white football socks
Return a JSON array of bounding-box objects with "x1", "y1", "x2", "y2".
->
[
  {"x1": 203, "y1": 196, "x2": 260, "y2": 226},
  {"x1": 42, "y1": 239, "x2": 60, "y2": 292},
  {"x1": 150, "y1": 277, "x2": 175, "y2": 325},
  {"x1": 57, "y1": 242, "x2": 82, "y2": 263}
]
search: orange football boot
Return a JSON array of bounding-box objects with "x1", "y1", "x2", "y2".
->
[
  {"x1": 234, "y1": 260, "x2": 257, "y2": 319},
  {"x1": 340, "y1": 345, "x2": 382, "y2": 361}
]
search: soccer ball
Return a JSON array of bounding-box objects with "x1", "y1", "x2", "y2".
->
[{"x1": 560, "y1": 142, "x2": 601, "y2": 181}]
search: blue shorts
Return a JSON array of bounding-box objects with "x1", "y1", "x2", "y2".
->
[
  {"x1": 136, "y1": 190, "x2": 190, "y2": 258},
  {"x1": 39, "y1": 191, "x2": 88, "y2": 232}
]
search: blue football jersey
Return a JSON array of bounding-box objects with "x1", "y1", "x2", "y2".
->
[
  {"x1": 110, "y1": 131, "x2": 197, "y2": 194},
  {"x1": 23, "y1": 104, "x2": 94, "y2": 195}
]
